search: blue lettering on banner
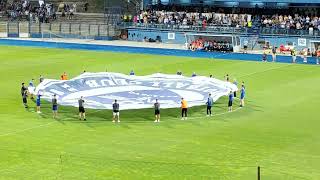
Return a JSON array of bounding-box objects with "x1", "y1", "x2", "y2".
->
[{"x1": 34, "y1": 73, "x2": 238, "y2": 110}]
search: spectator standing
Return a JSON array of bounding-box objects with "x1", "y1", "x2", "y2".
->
[
  {"x1": 272, "y1": 46, "x2": 277, "y2": 62},
  {"x1": 316, "y1": 49, "x2": 320, "y2": 65},
  {"x1": 291, "y1": 49, "x2": 296, "y2": 63},
  {"x1": 303, "y1": 48, "x2": 308, "y2": 63},
  {"x1": 262, "y1": 51, "x2": 267, "y2": 62},
  {"x1": 243, "y1": 39, "x2": 248, "y2": 53}
]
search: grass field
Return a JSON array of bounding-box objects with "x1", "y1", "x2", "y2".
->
[{"x1": 0, "y1": 46, "x2": 319, "y2": 180}]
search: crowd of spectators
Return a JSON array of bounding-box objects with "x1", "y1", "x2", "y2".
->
[
  {"x1": 0, "y1": 0, "x2": 6, "y2": 12},
  {"x1": 0, "y1": 0, "x2": 79, "y2": 22},
  {"x1": 57, "y1": 3, "x2": 77, "y2": 20},
  {"x1": 128, "y1": 10, "x2": 253, "y2": 28},
  {"x1": 126, "y1": 9, "x2": 320, "y2": 32},
  {"x1": 260, "y1": 14, "x2": 320, "y2": 31},
  {"x1": 0, "y1": 0, "x2": 56, "y2": 23},
  {"x1": 189, "y1": 38, "x2": 233, "y2": 52}
]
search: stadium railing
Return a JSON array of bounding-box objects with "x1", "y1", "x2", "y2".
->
[
  {"x1": 3, "y1": 22, "x2": 119, "y2": 40},
  {"x1": 118, "y1": 22, "x2": 320, "y2": 38},
  {"x1": 2, "y1": 21, "x2": 320, "y2": 40}
]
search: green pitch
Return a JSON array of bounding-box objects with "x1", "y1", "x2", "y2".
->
[{"x1": 0, "y1": 46, "x2": 319, "y2": 180}]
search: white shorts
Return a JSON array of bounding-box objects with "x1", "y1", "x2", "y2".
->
[
  {"x1": 28, "y1": 86, "x2": 36, "y2": 94},
  {"x1": 113, "y1": 112, "x2": 119, "y2": 116}
]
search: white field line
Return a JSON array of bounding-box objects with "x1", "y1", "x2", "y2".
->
[
  {"x1": 0, "y1": 121, "x2": 55, "y2": 137},
  {"x1": 186, "y1": 106, "x2": 242, "y2": 120},
  {"x1": 239, "y1": 64, "x2": 292, "y2": 78}
]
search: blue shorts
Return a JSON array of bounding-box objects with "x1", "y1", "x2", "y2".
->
[
  {"x1": 36, "y1": 101, "x2": 41, "y2": 106},
  {"x1": 52, "y1": 105, "x2": 58, "y2": 111},
  {"x1": 240, "y1": 96, "x2": 245, "y2": 100}
]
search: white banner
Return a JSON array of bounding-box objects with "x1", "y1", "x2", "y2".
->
[{"x1": 34, "y1": 73, "x2": 238, "y2": 110}]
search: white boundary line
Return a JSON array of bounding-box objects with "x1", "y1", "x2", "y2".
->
[
  {"x1": 0, "y1": 121, "x2": 55, "y2": 137},
  {"x1": 239, "y1": 64, "x2": 292, "y2": 78},
  {"x1": 186, "y1": 106, "x2": 242, "y2": 120}
]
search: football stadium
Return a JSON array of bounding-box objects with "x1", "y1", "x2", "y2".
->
[{"x1": 0, "y1": 0, "x2": 320, "y2": 179}]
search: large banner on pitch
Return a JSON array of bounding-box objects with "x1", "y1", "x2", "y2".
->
[{"x1": 34, "y1": 73, "x2": 238, "y2": 110}]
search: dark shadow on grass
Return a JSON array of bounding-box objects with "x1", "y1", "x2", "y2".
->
[{"x1": 25, "y1": 98, "x2": 250, "y2": 127}]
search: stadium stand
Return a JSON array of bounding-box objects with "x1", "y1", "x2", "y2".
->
[
  {"x1": 0, "y1": 0, "x2": 109, "y2": 22},
  {"x1": 127, "y1": 9, "x2": 320, "y2": 31}
]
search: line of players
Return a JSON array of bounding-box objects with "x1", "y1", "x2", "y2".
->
[
  {"x1": 260, "y1": 47, "x2": 320, "y2": 64},
  {"x1": 20, "y1": 73, "x2": 246, "y2": 122}
]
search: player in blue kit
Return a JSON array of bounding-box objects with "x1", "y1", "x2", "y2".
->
[
  {"x1": 52, "y1": 94, "x2": 58, "y2": 119},
  {"x1": 240, "y1": 85, "x2": 246, "y2": 107},
  {"x1": 228, "y1": 91, "x2": 234, "y2": 112},
  {"x1": 36, "y1": 93, "x2": 42, "y2": 113}
]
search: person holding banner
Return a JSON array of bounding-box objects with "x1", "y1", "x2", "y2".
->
[
  {"x1": 154, "y1": 99, "x2": 160, "y2": 122},
  {"x1": 206, "y1": 93, "x2": 213, "y2": 116},
  {"x1": 61, "y1": 72, "x2": 68, "y2": 80},
  {"x1": 228, "y1": 91, "x2": 234, "y2": 112},
  {"x1": 36, "y1": 93, "x2": 42, "y2": 113},
  {"x1": 39, "y1": 75, "x2": 44, "y2": 83},
  {"x1": 181, "y1": 98, "x2": 188, "y2": 120},
  {"x1": 240, "y1": 85, "x2": 246, "y2": 107},
  {"x1": 112, "y1": 100, "x2": 120, "y2": 123},
  {"x1": 21, "y1": 83, "x2": 27, "y2": 97},
  {"x1": 28, "y1": 79, "x2": 35, "y2": 99},
  {"x1": 78, "y1": 96, "x2": 86, "y2": 121},
  {"x1": 52, "y1": 94, "x2": 58, "y2": 119},
  {"x1": 22, "y1": 90, "x2": 28, "y2": 108}
]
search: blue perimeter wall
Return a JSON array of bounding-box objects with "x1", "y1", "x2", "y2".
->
[
  {"x1": 127, "y1": 29, "x2": 319, "y2": 51},
  {"x1": 0, "y1": 38, "x2": 318, "y2": 65}
]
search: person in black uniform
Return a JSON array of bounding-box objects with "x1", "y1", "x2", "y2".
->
[
  {"x1": 22, "y1": 90, "x2": 28, "y2": 108},
  {"x1": 78, "y1": 96, "x2": 86, "y2": 121},
  {"x1": 154, "y1": 99, "x2": 160, "y2": 122},
  {"x1": 21, "y1": 83, "x2": 27, "y2": 96},
  {"x1": 112, "y1": 99, "x2": 120, "y2": 123},
  {"x1": 21, "y1": 83, "x2": 28, "y2": 108}
]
